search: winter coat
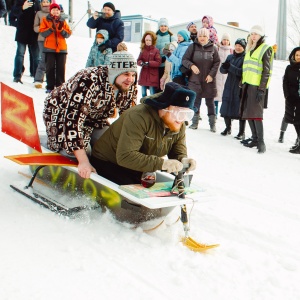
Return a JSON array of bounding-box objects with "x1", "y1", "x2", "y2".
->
[
  {"x1": 0, "y1": 0, "x2": 6, "y2": 18},
  {"x1": 33, "y1": 5, "x2": 50, "y2": 42},
  {"x1": 160, "y1": 60, "x2": 173, "y2": 89},
  {"x1": 219, "y1": 51, "x2": 245, "y2": 119},
  {"x1": 86, "y1": 10, "x2": 124, "y2": 52},
  {"x1": 14, "y1": 0, "x2": 40, "y2": 44},
  {"x1": 92, "y1": 103, "x2": 187, "y2": 172},
  {"x1": 283, "y1": 47, "x2": 300, "y2": 125},
  {"x1": 137, "y1": 45, "x2": 161, "y2": 87},
  {"x1": 86, "y1": 29, "x2": 113, "y2": 67},
  {"x1": 240, "y1": 39, "x2": 273, "y2": 119},
  {"x1": 39, "y1": 14, "x2": 71, "y2": 53},
  {"x1": 215, "y1": 44, "x2": 233, "y2": 100},
  {"x1": 43, "y1": 66, "x2": 138, "y2": 154},
  {"x1": 182, "y1": 40, "x2": 220, "y2": 98},
  {"x1": 156, "y1": 30, "x2": 176, "y2": 67},
  {"x1": 166, "y1": 41, "x2": 191, "y2": 79}
]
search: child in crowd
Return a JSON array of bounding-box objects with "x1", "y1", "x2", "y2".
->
[
  {"x1": 86, "y1": 29, "x2": 113, "y2": 67},
  {"x1": 202, "y1": 15, "x2": 219, "y2": 45},
  {"x1": 39, "y1": 3, "x2": 72, "y2": 93},
  {"x1": 160, "y1": 41, "x2": 177, "y2": 90},
  {"x1": 137, "y1": 31, "x2": 161, "y2": 97}
]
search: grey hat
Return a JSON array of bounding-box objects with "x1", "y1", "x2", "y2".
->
[
  {"x1": 108, "y1": 51, "x2": 137, "y2": 84},
  {"x1": 144, "y1": 82, "x2": 196, "y2": 110}
]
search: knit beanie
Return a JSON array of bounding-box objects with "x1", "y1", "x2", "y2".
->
[
  {"x1": 103, "y1": 2, "x2": 115, "y2": 12},
  {"x1": 144, "y1": 82, "x2": 196, "y2": 110},
  {"x1": 50, "y1": 3, "x2": 60, "y2": 11},
  {"x1": 250, "y1": 25, "x2": 265, "y2": 37},
  {"x1": 158, "y1": 18, "x2": 169, "y2": 27},
  {"x1": 186, "y1": 21, "x2": 195, "y2": 31},
  {"x1": 235, "y1": 38, "x2": 247, "y2": 49},
  {"x1": 197, "y1": 28, "x2": 210, "y2": 37},
  {"x1": 108, "y1": 51, "x2": 137, "y2": 84},
  {"x1": 177, "y1": 30, "x2": 190, "y2": 42},
  {"x1": 221, "y1": 32, "x2": 231, "y2": 41}
]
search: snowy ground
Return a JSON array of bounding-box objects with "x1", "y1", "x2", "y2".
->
[{"x1": 0, "y1": 24, "x2": 300, "y2": 300}]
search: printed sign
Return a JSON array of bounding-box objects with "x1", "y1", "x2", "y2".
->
[{"x1": 1, "y1": 82, "x2": 42, "y2": 152}]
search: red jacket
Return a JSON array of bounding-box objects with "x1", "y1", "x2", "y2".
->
[
  {"x1": 137, "y1": 45, "x2": 161, "y2": 87},
  {"x1": 39, "y1": 14, "x2": 71, "y2": 53}
]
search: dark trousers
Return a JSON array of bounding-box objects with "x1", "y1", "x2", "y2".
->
[
  {"x1": 45, "y1": 52, "x2": 67, "y2": 90},
  {"x1": 90, "y1": 156, "x2": 143, "y2": 185},
  {"x1": 13, "y1": 42, "x2": 39, "y2": 79}
]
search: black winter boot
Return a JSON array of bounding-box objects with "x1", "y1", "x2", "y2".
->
[
  {"x1": 290, "y1": 137, "x2": 300, "y2": 150},
  {"x1": 235, "y1": 120, "x2": 246, "y2": 140},
  {"x1": 244, "y1": 120, "x2": 258, "y2": 148},
  {"x1": 255, "y1": 120, "x2": 266, "y2": 153},
  {"x1": 189, "y1": 112, "x2": 199, "y2": 130},
  {"x1": 208, "y1": 115, "x2": 216, "y2": 132},
  {"x1": 221, "y1": 117, "x2": 231, "y2": 135},
  {"x1": 278, "y1": 118, "x2": 288, "y2": 143},
  {"x1": 278, "y1": 131, "x2": 285, "y2": 143}
]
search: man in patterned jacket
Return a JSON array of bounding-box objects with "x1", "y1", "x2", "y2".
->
[{"x1": 43, "y1": 50, "x2": 137, "y2": 179}]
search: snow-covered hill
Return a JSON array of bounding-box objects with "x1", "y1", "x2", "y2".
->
[{"x1": 0, "y1": 24, "x2": 299, "y2": 300}]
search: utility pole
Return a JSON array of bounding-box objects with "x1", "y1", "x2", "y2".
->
[
  {"x1": 87, "y1": 1, "x2": 92, "y2": 38},
  {"x1": 276, "y1": 0, "x2": 287, "y2": 60},
  {"x1": 68, "y1": 0, "x2": 73, "y2": 24}
]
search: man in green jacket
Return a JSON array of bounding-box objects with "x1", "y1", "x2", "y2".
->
[{"x1": 91, "y1": 82, "x2": 197, "y2": 185}]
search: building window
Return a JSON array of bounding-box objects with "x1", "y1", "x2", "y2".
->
[{"x1": 135, "y1": 22, "x2": 141, "y2": 33}]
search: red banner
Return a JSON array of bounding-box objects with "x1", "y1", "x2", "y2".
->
[{"x1": 1, "y1": 82, "x2": 42, "y2": 152}]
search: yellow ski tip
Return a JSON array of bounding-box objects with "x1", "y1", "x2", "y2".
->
[{"x1": 180, "y1": 236, "x2": 220, "y2": 252}]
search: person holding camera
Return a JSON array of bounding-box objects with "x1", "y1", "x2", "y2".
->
[
  {"x1": 86, "y1": 2, "x2": 123, "y2": 53},
  {"x1": 12, "y1": 0, "x2": 40, "y2": 84},
  {"x1": 137, "y1": 31, "x2": 161, "y2": 97}
]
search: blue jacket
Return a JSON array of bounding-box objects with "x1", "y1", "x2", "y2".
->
[
  {"x1": 166, "y1": 41, "x2": 191, "y2": 79},
  {"x1": 86, "y1": 10, "x2": 124, "y2": 52},
  {"x1": 156, "y1": 31, "x2": 176, "y2": 67},
  {"x1": 86, "y1": 29, "x2": 113, "y2": 67}
]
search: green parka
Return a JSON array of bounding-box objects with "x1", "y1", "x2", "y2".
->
[{"x1": 92, "y1": 103, "x2": 187, "y2": 172}]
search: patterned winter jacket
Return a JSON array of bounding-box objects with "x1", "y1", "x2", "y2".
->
[
  {"x1": 43, "y1": 66, "x2": 138, "y2": 154},
  {"x1": 92, "y1": 102, "x2": 187, "y2": 172},
  {"x1": 39, "y1": 14, "x2": 71, "y2": 53}
]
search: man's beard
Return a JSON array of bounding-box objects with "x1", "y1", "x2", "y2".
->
[
  {"x1": 114, "y1": 82, "x2": 130, "y2": 93},
  {"x1": 160, "y1": 114, "x2": 182, "y2": 132}
]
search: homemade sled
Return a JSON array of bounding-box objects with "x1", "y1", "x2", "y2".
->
[{"x1": 1, "y1": 82, "x2": 219, "y2": 252}]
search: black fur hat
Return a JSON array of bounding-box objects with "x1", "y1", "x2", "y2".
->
[{"x1": 144, "y1": 82, "x2": 196, "y2": 110}]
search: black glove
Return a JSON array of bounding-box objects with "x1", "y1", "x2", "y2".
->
[
  {"x1": 256, "y1": 90, "x2": 265, "y2": 103},
  {"x1": 57, "y1": 21, "x2": 64, "y2": 30},
  {"x1": 162, "y1": 48, "x2": 171, "y2": 57},
  {"x1": 98, "y1": 44, "x2": 107, "y2": 53},
  {"x1": 222, "y1": 61, "x2": 230, "y2": 70}
]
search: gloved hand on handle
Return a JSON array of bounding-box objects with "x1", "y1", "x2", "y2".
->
[
  {"x1": 162, "y1": 159, "x2": 183, "y2": 174},
  {"x1": 181, "y1": 157, "x2": 196, "y2": 172}
]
